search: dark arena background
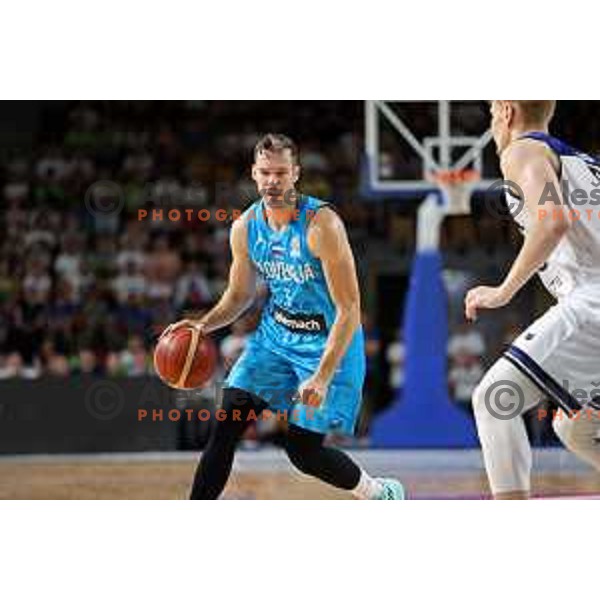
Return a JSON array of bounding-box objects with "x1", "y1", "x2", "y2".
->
[{"x1": 1, "y1": 100, "x2": 600, "y2": 499}]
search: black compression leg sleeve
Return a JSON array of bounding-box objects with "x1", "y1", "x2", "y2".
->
[
  {"x1": 189, "y1": 388, "x2": 266, "y2": 499},
  {"x1": 284, "y1": 424, "x2": 361, "y2": 490}
]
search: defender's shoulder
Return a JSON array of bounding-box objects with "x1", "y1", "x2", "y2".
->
[{"x1": 500, "y1": 138, "x2": 559, "y2": 177}]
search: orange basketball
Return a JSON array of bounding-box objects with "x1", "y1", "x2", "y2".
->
[{"x1": 154, "y1": 326, "x2": 217, "y2": 390}]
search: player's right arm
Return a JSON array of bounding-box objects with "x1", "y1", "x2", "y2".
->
[
  {"x1": 465, "y1": 140, "x2": 569, "y2": 320},
  {"x1": 161, "y1": 217, "x2": 257, "y2": 336},
  {"x1": 497, "y1": 140, "x2": 570, "y2": 297}
]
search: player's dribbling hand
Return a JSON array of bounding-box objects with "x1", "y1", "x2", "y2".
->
[
  {"x1": 464, "y1": 285, "x2": 510, "y2": 321},
  {"x1": 159, "y1": 319, "x2": 206, "y2": 340},
  {"x1": 296, "y1": 375, "x2": 329, "y2": 408}
]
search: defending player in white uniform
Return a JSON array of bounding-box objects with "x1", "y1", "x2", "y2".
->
[{"x1": 466, "y1": 101, "x2": 600, "y2": 499}]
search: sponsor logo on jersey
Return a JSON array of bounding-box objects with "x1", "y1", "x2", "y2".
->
[
  {"x1": 588, "y1": 164, "x2": 600, "y2": 187},
  {"x1": 272, "y1": 304, "x2": 327, "y2": 334}
]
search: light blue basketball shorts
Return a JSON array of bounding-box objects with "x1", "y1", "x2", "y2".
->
[{"x1": 224, "y1": 339, "x2": 365, "y2": 436}]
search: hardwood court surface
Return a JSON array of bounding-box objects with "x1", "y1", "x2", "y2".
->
[{"x1": 1, "y1": 450, "x2": 598, "y2": 499}]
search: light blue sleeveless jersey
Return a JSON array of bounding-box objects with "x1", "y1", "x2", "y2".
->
[
  {"x1": 245, "y1": 195, "x2": 364, "y2": 369},
  {"x1": 224, "y1": 195, "x2": 365, "y2": 436}
]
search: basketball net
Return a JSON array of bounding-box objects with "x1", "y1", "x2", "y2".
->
[
  {"x1": 416, "y1": 169, "x2": 479, "y2": 251},
  {"x1": 427, "y1": 168, "x2": 480, "y2": 216}
]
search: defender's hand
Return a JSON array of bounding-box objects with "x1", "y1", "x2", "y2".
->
[{"x1": 464, "y1": 285, "x2": 511, "y2": 321}]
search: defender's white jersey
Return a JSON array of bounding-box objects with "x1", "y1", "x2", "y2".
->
[{"x1": 506, "y1": 132, "x2": 600, "y2": 299}]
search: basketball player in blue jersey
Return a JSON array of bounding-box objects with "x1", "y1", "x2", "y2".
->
[
  {"x1": 466, "y1": 101, "x2": 600, "y2": 498},
  {"x1": 163, "y1": 134, "x2": 404, "y2": 499}
]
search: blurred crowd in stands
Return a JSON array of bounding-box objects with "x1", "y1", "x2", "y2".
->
[{"x1": 0, "y1": 101, "x2": 364, "y2": 379}]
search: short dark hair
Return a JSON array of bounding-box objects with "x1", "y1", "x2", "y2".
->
[
  {"x1": 253, "y1": 133, "x2": 299, "y2": 164},
  {"x1": 513, "y1": 101, "x2": 556, "y2": 127}
]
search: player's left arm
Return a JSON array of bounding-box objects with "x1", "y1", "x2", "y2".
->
[
  {"x1": 465, "y1": 141, "x2": 570, "y2": 321},
  {"x1": 299, "y1": 207, "x2": 361, "y2": 406}
]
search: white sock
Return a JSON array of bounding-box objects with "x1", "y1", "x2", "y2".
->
[{"x1": 351, "y1": 470, "x2": 383, "y2": 499}]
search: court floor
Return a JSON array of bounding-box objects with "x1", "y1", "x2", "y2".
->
[{"x1": 1, "y1": 449, "x2": 599, "y2": 499}]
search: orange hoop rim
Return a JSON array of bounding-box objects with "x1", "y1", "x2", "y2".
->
[{"x1": 427, "y1": 168, "x2": 480, "y2": 186}]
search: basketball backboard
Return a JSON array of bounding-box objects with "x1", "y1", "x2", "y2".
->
[{"x1": 362, "y1": 101, "x2": 500, "y2": 200}]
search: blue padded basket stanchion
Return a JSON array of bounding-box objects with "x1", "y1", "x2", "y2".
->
[{"x1": 371, "y1": 249, "x2": 478, "y2": 447}]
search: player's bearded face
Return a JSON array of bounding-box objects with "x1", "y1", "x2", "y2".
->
[
  {"x1": 490, "y1": 101, "x2": 512, "y2": 155},
  {"x1": 252, "y1": 150, "x2": 300, "y2": 208}
]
